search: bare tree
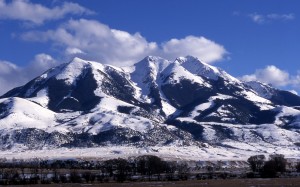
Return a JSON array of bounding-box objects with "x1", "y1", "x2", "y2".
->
[
  {"x1": 269, "y1": 154, "x2": 287, "y2": 173},
  {"x1": 136, "y1": 155, "x2": 167, "y2": 181},
  {"x1": 0, "y1": 158, "x2": 7, "y2": 180},
  {"x1": 261, "y1": 154, "x2": 287, "y2": 178},
  {"x1": 296, "y1": 162, "x2": 300, "y2": 172},
  {"x1": 247, "y1": 155, "x2": 266, "y2": 172},
  {"x1": 177, "y1": 163, "x2": 190, "y2": 180}
]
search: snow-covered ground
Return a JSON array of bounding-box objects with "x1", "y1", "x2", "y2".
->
[{"x1": 0, "y1": 143, "x2": 299, "y2": 161}]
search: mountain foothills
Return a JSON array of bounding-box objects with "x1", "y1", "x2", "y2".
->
[{"x1": 1, "y1": 56, "x2": 300, "y2": 160}]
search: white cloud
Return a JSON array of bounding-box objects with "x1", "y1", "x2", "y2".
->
[
  {"x1": 161, "y1": 36, "x2": 227, "y2": 63},
  {"x1": 0, "y1": 60, "x2": 23, "y2": 95},
  {"x1": 0, "y1": 0, "x2": 93, "y2": 24},
  {"x1": 290, "y1": 72, "x2": 300, "y2": 87},
  {"x1": 241, "y1": 65, "x2": 300, "y2": 90},
  {"x1": 249, "y1": 13, "x2": 265, "y2": 24},
  {"x1": 249, "y1": 13, "x2": 295, "y2": 24},
  {"x1": 267, "y1": 13, "x2": 295, "y2": 21},
  {"x1": 65, "y1": 47, "x2": 85, "y2": 55},
  {"x1": 22, "y1": 19, "x2": 158, "y2": 66},
  {"x1": 241, "y1": 65, "x2": 290, "y2": 87},
  {"x1": 26, "y1": 53, "x2": 58, "y2": 76},
  {"x1": 0, "y1": 60, "x2": 18, "y2": 75},
  {"x1": 0, "y1": 54, "x2": 58, "y2": 95},
  {"x1": 21, "y1": 19, "x2": 227, "y2": 66}
]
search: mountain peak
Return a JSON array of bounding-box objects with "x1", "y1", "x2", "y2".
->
[
  {"x1": 245, "y1": 81, "x2": 275, "y2": 99},
  {"x1": 2, "y1": 55, "x2": 300, "y2": 160},
  {"x1": 173, "y1": 55, "x2": 228, "y2": 81},
  {"x1": 132, "y1": 56, "x2": 170, "y2": 74},
  {"x1": 246, "y1": 80, "x2": 273, "y2": 88},
  {"x1": 175, "y1": 55, "x2": 202, "y2": 63},
  {"x1": 143, "y1": 55, "x2": 165, "y2": 62},
  {"x1": 70, "y1": 57, "x2": 86, "y2": 63},
  {"x1": 68, "y1": 57, "x2": 106, "y2": 67}
]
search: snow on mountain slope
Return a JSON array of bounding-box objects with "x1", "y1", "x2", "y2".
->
[
  {"x1": 57, "y1": 96, "x2": 156, "y2": 134},
  {"x1": 127, "y1": 56, "x2": 178, "y2": 116},
  {"x1": 245, "y1": 81, "x2": 274, "y2": 99},
  {"x1": 0, "y1": 97, "x2": 62, "y2": 132},
  {"x1": 176, "y1": 56, "x2": 239, "y2": 83},
  {"x1": 129, "y1": 56, "x2": 170, "y2": 96},
  {"x1": 28, "y1": 88, "x2": 49, "y2": 108},
  {"x1": 59, "y1": 110, "x2": 155, "y2": 135},
  {"x1": 159, "y1": 56, "x2": 273, "y2": 114},
  {"x1": 189, "y1": 101, "x2": 215, "y2": 118},
  {"x1": 240, "y1": 89, "x2": 273, "y2": 107},
  {"x1": 244, "y1": 80, "x2": 300, "y2": 107},
  {"x1": 55, "y1": 57, "x2": 89, "y2": 85},
  {"x1": 273, "y1": 106, "x2": 300, "y2": 127},
  {"x1": 1, "y1": 56, "x2": 300, "y2": 161},
  {"x1": 0, "y1": 58, "x2": 169, "y2": 142},
  {"x1": 161, "y1": 60, "x2": 212, "y2": 88}
]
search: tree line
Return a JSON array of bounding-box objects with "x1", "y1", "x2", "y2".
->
[
  {"x1": 0, "y1": 155, "x2": 190, "y2": 185},
  {"x1": 0, "y1": 154, "x2": 300, "y2": 185},
  {"x1": 247, "y1": 154, "x2": 300, "y2": 178}
]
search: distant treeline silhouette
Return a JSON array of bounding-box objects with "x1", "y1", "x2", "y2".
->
[{"x1": 0, "y1": 154, "x2": 299, "y2": 185}]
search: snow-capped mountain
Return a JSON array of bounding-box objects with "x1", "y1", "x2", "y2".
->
[{"x1": 1, "y1": 56, "x2": 300, "y2": 160}]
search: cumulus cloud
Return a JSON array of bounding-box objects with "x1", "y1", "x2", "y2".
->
[
  {"x1": 249, "y1": 13, "x2": 295, "y2": 24},
  {"x1": 241, "y1": 65, "x2": 290, "y2": 87},
  {"x1": 65, "y1": 47, "x2": 85, "y2": 55},
  {"x1": 161, "y1": 36, "x2": 227, "y2": 63},
  {"x1": 0, "y1": 54, "x2": 58, "y2": 95},
  {"x1": 21, "y1": 19, "x2": 227, "y2": 66},
  {"x1": 0, "y1": 0, "x2": 93, "y2": 24},
  {"x1": 0, "y1": 60, "x2": 23, "y2": 95},
  {"x1": 26, "y1": 53, "x2": 58, "y2": 76},
  {"x1": 22, "y1": 19, "x2": 158, "y2": 66},
  {"x1": 290, "y1": 72, "x2": 300, "y2": 87},
  {"x1": 241, "y1": 65, "x2": 300, "y2": 89}
]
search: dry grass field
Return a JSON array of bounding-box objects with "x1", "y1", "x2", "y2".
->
[{"x1": 8, "y1": 178, "x2": 300, "y2": 187}]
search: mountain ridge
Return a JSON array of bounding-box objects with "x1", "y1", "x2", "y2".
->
[{"x1": 0, "y1": 55, "x2": 300, "y2": 160}]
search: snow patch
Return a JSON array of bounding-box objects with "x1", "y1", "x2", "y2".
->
[
  {"x1": 28, "y1": 88, "x2": 49, "y2": 108},
  {"x1": 0, "y1": 97, "x2": 62, "y2": 133}
]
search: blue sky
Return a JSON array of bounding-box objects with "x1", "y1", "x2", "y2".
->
[{"x1": 0, "y1": 0, "x2": 300, "y2": 95}]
